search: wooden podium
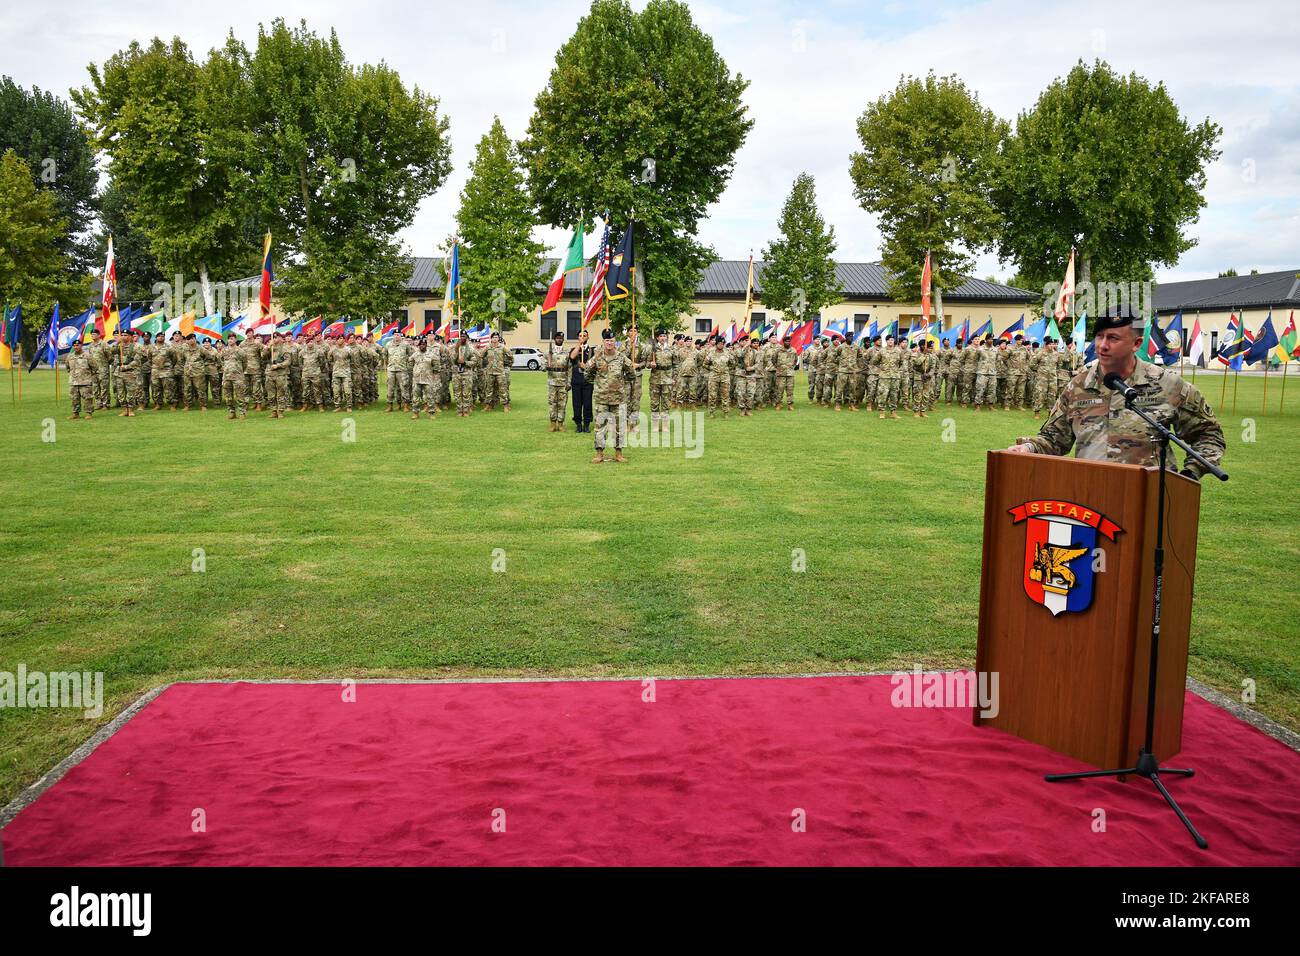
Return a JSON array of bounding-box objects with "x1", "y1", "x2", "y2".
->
[{"x1": 974, "y1": 451, "x2": 1202, "y2": 769}]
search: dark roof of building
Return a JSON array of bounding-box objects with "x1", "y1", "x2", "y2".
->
[
  {"x1": 1154, "y1": 269, "x2": 1300, "y2": 312},
  {"x1": 405, "y1": 256, "x2": 1037, "y2": 302}
]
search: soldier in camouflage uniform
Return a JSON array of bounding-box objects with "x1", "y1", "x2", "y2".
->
[
  {"x1": 973, "y1": 337, "x2": 998, "y2": 410},
  {"x1": 411, "y1": 337, "x2": 441, "y2": 419},
  {"x1": 622, "y1": 328, "x2": 651, "y2": 428},
  {"x1": 958, "y1": 338, "x2": 979, "y2": 406},
  {"x1": 453, "y1": 334, "x2": 478, "y2": 416},
  {"x1": 331, "y1": 337, "x2": 354, "y2": 411},
  {"x1": 737, "y1": 337, "x2": 760, "y2": 416},
  {"x1": 1059, "y1": 341, "x2": 1082, "y2": 399},
  {"x1": 221, "y1": 336, "x2": 249, "y2": 419},
  {"x1": 834, "y1": 338, "x2": 855, "y2": 411},
  {"x1": 240, "y1": 335, "x2": 266, "y2": 411},
  {"x1": 874, "y1": 336, "x2": 903, "y2": 419},
  {"x1": 266, "y1": 333, "x2": 294, "y2": 418},
  {"x1": 386, "y1": 333, "x2": 412, "y2": 411},
  {"x1": 865, "y1": 336, "x2": 883, "y2": 410},
  {"x1": 994, "y1": 339, "x2": 1009, "y2": 407},
  {"x1": 87, "y1": 329, "x2": 112, "y2": 409},
  {"x1": 1006, "y1": 335, "x2": 1029, "y2": 410},
  {"x1": 180, "y1": 335, "x2": 208, "y2": 410},
  {"x1": 701, "y1": 336, "x2": 734, "y2": 418},
  {"x1": 774, "y1": 335, "x2": 797, "y2": 409},
  {"x1": 1031, "y1": 339, "x2": 1059, "y2": 418},
  {"x1": 482, "y1": 332, "x2": 512, "y2": 412},
  {"x1": 910, "y1": 340, "x2": 931, "y2": 417},
  {"x1": 649, "y1": 329, "x2": 675, "y2": 431},
  {"x1": 585, "y1": 328, "x2": 634, "y2": 462},
  {"x1": 300, "y1": 335, "x2": 326, "y2": 410},
  {"x1": 66, "y1": 339, "x2": 95, "y2": 419},
  {"x1": 675, "y1": 337, "x2": 697, "y2": 407},
  {"x1": 804, "y1": 339, "x2": 820, "y2": 401},
  {"x1": 204, "y1": 340, "x2": 222, "y2": 405},
  {"x1": 1009, "y1": 310, "x2": 1225, "y2": 477},
  {"x1": 545, "y1": 331, "x2": 570, "y2": 431},
  {"x1": 942, "y1": 341, "x2": 961, "y2": 404},
  {"x1": 114, "y1": 330, "x2": 143, "y2": 415},
  {"x1": 817, "y1": 339, "x2": 838, "y2": 406}
]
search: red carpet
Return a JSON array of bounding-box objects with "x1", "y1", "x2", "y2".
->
[{"x1": 4, "y1": 676, "x2": 1299, "y2": 866}]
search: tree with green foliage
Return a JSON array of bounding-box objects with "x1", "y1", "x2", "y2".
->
[
  {"x1": 759, "y1": 173, "x2": 842, "y2": 322},
  {"x1": 995, "y1": 60, "x2": 1221, "y2": 295},
  {"x1": 850, "y1": 72, "x2": 1007, "y2": 328},
  {"x1": 213, "y1": 18, "x2": 452, "y2": 319},
  {"x1": 0, "y1": 76, "x2": 99, "y2": 278},
  {"x1": 74, "y1": 38, "x2": 251, "y2": 317},
  {"x1": 95, "y1": 177, "x2": 165, "y2": 305},
  {"x1": 454, "y1": 117, "x2": 545, "y2": 330},
  {"x1": 520, "y1": 0, "x2": 751, "y2": 333},
  {"x1": 0, "y1": 150, "x2": 89, "y2": 317}
]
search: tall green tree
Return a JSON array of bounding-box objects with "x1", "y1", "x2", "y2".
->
[
  {"x1": 759, "y1": 173, "x2": 842, "y2": 321},
  {"x1": 0, "y1": 76, "x2": 99, "y2": 277},
  {"x1": 849, "y1": 72, "x2": 1007, "y2": 326},
  {"x1": 0, "y1": 150, "x2": 88, "y2": 316},
  {"x1": 520, "y1": 0, "x2": 751, "y2": 332},
  {"x1": 995, "y1": 60, "x2": 1221, "y2": 294},
  {"x1": 95, "y1": 177, "x2": 165, "y2": 305},
  {"x1": 74, "y1": 38, "x2": 251, "y2": 316},
  {"x1": 215, "y1": 19, "x2": 452, "y2": 318},
  {"x1": 455, "y1": 117, "x2": 545, "y2": 330}
]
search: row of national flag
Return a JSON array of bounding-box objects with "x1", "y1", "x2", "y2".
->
[{"x1": 1140, "y1": 309, "x2": 1297, "y2": 370}]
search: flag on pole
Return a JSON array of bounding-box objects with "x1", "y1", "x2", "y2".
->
[
  {"x1": 194, "y1": 313, "x2": 224, "y2": 342},
  {"x1": 300, "y1": 316, "x2": 322, "y2": 338},
  {"x1": 1, "y1": 305, "x2": 22, "y2": 370},
  {"x1": 1275, "y1": 312, "x2": 1297, "y2": 363},
  {"x1": 442, "y1": 241, "x2": 460, "y2": 319},
  {"x1": 742, "y1": 254, "x2": 756, "y2": 333},
  {"x1": 606, "y1": 221, "x2": 635, "y2": 301},
  {"x1": 1000, "y1": 316, "x2": 1025, "y2": 342},
  {"x1": 1054, "y1": 248, "x2": 1075, "y2": 321},
  {"x1": 28, "y1": 304, "x2": 60, "y2": 371},
  {"x1": 259, "y1": 231, "x2": 274, "y2": 320},
  {"x1": 1070, "y1": 312, "x2": 1088, "y2": 353},
  {"x1": 823, "y1": 318, "x2": 849, "y2": 341},
  {"x1": 971, "y1": 317, "x2": 993, "y2": 341},
  {"x1": 1187, "y1": 316, "x2": 1207, "y2": 368},
  {"x1": 1217, "y1": 314, "x2": 1249, "y2": 368},
  {"x1": 1024, "y1": 317, "x2": 1047, "y2": 345},
  {"x1": 789, "y1": 320, "x2": 814, "y2": 353},
  {"x1": 543, "y1": 225, "x2": 585, "y2": 314},
  {"x1": 97, "y1": 237, "x2": 117, "y2": 339},
  {"x1": 1245, "y1": 312, "x2": 1279, "y2": 365},
  {"x1": 920, "y1": 250, "x2": 932, "y2": 323},
  {"x1": 583, "y1": 219, "x2": 610, "y2": 328},
  {"x1": 1158, "y1": 311, "x2": 1184, "y2": 365}
]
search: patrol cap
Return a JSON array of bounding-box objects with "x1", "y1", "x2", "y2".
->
[{"x1": 1094, "y1": 303, "x2": 1144, "y2": 335}]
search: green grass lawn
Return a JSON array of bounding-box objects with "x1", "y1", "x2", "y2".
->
[{"x1": 1, "y1": 367, "x2": 1297, "y2": 806}]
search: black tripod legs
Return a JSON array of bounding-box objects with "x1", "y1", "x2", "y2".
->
[{"x1": 1045, "y1": 750, "x2": 1208, "y2": 850}]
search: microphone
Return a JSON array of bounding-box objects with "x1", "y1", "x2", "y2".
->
[{"x1": 1103, "y1": 372, "x2": 1137, "y2": 401}]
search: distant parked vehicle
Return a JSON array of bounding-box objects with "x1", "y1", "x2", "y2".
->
[{"x1": 512, "y1": 347, "x2": 543, "y2": 370}]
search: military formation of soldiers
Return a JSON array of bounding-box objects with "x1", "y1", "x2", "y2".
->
[
  {"x1": 61, "y1": 327, "x2": 518, "y2": 421},
  {"x1": 803, "y1": 333, "x2": 1085, "y2": 419}
]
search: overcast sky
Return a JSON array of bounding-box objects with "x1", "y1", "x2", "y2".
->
[{"x1": 4, "y1": 0, "x2": 1297, "y2": 282}]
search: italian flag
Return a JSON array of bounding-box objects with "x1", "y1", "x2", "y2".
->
[{"x1": 542, "y1": 225, "x2": 585, "y2": 314}]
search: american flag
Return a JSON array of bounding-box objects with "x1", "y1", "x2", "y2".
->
[{"x1": 582, "y1": 220, "x2": 611, "y2": 329}]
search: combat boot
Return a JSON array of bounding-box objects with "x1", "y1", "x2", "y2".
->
[
  {"x1": 613, "y1": 452, "x2": 627, "y2": 463},
  {"x1": 591, "y1": 452, "x2": 606, "y2": 464}
]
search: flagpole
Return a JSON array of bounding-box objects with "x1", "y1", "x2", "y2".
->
[
  {"x1": 1263, "y1": 361, "x2": 1269, "y2": 413},
  {"x1": 1281, "y1": 361, "x2": 1289, "y2": 413}
]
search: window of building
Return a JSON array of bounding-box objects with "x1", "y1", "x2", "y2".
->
[
  {"x1": 1211, "y1": 330, "x2": 1219, "y2": 356},
  {"x1": 750, "y1": 312, "x2": 766, "y2": 333},
  {"x1": 696, "y1": 317, "x2": 713, "y2": 334},
  {"x1": 423, "y1": 309, "x2": 441, "y2": 335},
  {"x1": 853, "y1": 314, "x2": 870, "y2": 334},
  {"x1": 541, "y1": 315, "x2": 557, "y2": 340},
  {"x1": 566, "y1": 311, "x2": 582, "y2": 340},
  {"x1": 392, "y1": 309, "x2": 408, "y2": 327}
]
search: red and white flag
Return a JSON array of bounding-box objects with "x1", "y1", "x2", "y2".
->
[
  {"x1": 1187, "y1": 316, "x2": 1206, "y2": 368},
  {"x1": 1054, "y1": 248, "x2": 1075, "y2": 321},
  {"x1": 98, "y1": 237, "x2": 118, "y2": 339},
  {"x1": 583, "y1": 220, "x2": 610, "y2": 329}
]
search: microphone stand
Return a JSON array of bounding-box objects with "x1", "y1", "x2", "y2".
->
[{"x1": 1045, "y1": 380, "x2": 1228, "y2": 850}]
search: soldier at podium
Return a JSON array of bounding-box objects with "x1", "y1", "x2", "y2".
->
[{"x1": 1005, "y1": 306, "x2": 1225, "y2": 480}]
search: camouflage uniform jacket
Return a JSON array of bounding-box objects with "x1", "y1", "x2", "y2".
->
[
  {"x1": 650, "y1": 343, "x2": 675, "y2": 385},
  {"x1": 587, "y1": 349, "x2": 634, "y2": 404},
  {"x1": 1017, "y1": 360, "x2": 1226, "y2": 479}
]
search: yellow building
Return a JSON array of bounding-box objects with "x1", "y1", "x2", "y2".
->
[{"x1": 401, "y1": 257, "x2": 1038, "y2": 343}]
